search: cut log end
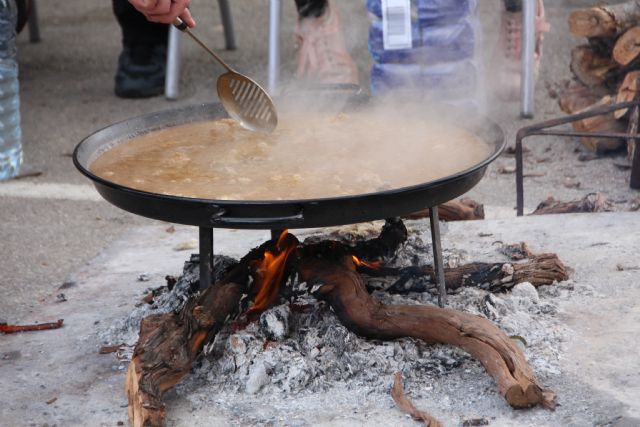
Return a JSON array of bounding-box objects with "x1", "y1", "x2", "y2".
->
[
  {"x1": 568, "y1": 9, "x2": 617, "y2": 38},
  {"x1": 504, "y1": 383, "x2": 543, "y2": 409},
  {"x1": 125, "y1": 359, "x2": 166, "y2": 427},
  {"x1": 613, "y1": 26, "x2": 640, "y2": 65}
]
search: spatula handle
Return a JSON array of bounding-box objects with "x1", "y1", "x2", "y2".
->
[{"x1": 173, "y1": 17, "x2": 234, "y2": 72}]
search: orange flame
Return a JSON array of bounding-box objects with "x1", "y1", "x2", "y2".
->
[
  {"x1": 352, "y1": 255, "x2": 382, "y2": 269},
  {"x1": 248, "y1": 230, "x2": 296, "y2": 315}
]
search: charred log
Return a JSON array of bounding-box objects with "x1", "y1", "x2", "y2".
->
[
  {"x1": 361, "y1": 254, "x2": 568, "y2": 295},
  {"x1": 125, "y1": 241, "x2": 276, "y2": 427}
]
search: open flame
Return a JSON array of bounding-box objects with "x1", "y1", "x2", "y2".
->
[
  {"x1": 352, "y1": 255, "x2": 382, "y2": 269},
  {"x1": 248, "y1": 230, "x2": 296, "y2": 315}
]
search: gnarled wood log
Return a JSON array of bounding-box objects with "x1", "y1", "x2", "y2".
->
[
  {"x1": 530, "y1": 193, "x2": 614, "y2": 215},
  {"x1": 125, "y1": 241, "x2": 276, "y2": 427},
  {"x1": 404, "y1": 198, "x2": 484, "y2": 222},
  {"x1": 300, "y1": 254, "x2": 556, "y2": 410},
  {"x1": 569, "y1": 1, "x2": 640, "y2": 37}
]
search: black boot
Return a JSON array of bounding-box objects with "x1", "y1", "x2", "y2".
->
[
  {"x1": 113, "y1": 0, "x2": 168, "y2": 98},
  {"x1": 115, "y1": 43, "x2": 166, "y2": 98}
]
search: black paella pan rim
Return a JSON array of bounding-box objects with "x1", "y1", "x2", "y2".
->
[{"x1": 73, "y1": 102, "x2": 505, "y2": 230}]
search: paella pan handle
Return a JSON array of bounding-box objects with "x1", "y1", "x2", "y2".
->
[{"x1": 209, "y1": 207, "x2": 305, "y2": 227}]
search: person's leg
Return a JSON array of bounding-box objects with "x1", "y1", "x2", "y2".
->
[
  {"x1": 503, "y1": 0, "x2": 522, "y2": 13},
  {"x1": 113, "y1": 0, "x2": 168, "y2": 98},
  {"x1": 492, "y1": 0, "x2": 549, "y2": 101},
  {"x1": 294, "y1": 0, "x2": 359, "y2": 85},
  {"x1": 294, "y1": 0, "x2": 327, "y2": 18}
]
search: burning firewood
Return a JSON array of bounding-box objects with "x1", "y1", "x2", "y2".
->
[
  {"x1": 125, "y1": 220, "x2": 561, "y2": 426},
  {"x1": 298, "y1": 252, "x2": 556, "y2": 410},
  {"x1": 359, "y1": 254, "x2": 567, "y2": 295},
  {"x1": 125, "y1": 240, "x2": 279, "y2": 427}
]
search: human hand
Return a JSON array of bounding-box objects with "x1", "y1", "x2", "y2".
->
[{"x1": 128, "y1": 0, "x2": 196, "y2": 27}]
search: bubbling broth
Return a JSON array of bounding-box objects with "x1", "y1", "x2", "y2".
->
[{"x1": 90, "y1": 111, "x2": 490, "y2": 200}]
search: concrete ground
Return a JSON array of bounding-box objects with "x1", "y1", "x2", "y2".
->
[
  {"x1": 1, "y1": 214, "x2": 639, "y2": 426},
  {"x1": 0, "y1": 0, "x2": 639, "y2": 425}
]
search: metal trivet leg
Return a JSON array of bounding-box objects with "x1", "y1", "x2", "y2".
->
[
  {"x1": 198, "y1": 227, "x2": 214, "y2": 290},
  {"x1": 515, "y1": 100, "x2": 640, "y2": 215},
  {"x1": 271, "y1": 229, "x2": 285, "y2": 240},
  {"x1": 429, "y1": 206, "x2": 447, "y2": 308}
]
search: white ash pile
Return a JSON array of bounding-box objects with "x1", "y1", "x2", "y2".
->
[{"x1": 97, "y1": 223, "x2": 570, "y2": 403}]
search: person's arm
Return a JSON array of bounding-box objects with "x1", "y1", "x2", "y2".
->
[{"x1": 128, "y1": 0, "x2": 196, "y2": 27}]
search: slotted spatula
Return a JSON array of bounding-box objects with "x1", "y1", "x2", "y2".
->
[{"x1": 173, "y1": 18, "x2": 278, "y2": 133}]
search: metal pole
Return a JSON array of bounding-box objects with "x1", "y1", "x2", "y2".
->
[
  {"x1": 267, "y1": 0, "x2": 281, "y2": 95},
  {"x1": 520, "y1": 0, "x2": 536, "y2": 118},
  {"x1": 631, "y1": 138, "x2": 640, "y2": 189},
  {"x1": 271, "y1": 229, "x2": 285, "y2": 241},
  {"x1": 218, "y1": 0, "x2": 237, "y2": 50},
  {"x1": 198, "y1": 227, "x2": 214, "y2": 290},
  {"x1": 429, "y1": 206, "x2": 447, "y2": 308},
  {"x1": 516, "y1": 131, "x2": 525, "y2": 216},
  {"x1": 28, "y1": 0, "x2": 41, "y2": 43},
  {"x1": 165, "y1": 25, "x2": 182, "y2": 100}
]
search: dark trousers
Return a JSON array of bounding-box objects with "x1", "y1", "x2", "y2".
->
[
  {"x1": 112, "y1": 0, "x2": 329, "y2": 48},
  {"x1": 113, "y1": 0, "x2": 168, "y2": 47},
  {"x1": 504, "y1": 0, "x2": 523, "y2": 12}
]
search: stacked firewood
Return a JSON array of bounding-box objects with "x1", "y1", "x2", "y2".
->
[{"x1": 562, "y1": 0, "x2": 640, "y2": 156}]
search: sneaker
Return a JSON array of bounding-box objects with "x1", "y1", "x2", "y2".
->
[
  {"x1": 491, "y1": 0, "x2": 550, "y2": 101},
  {"x1": 115, "y1": 44, "x2": 167, "y2": 98},
  {"x1": 295, "y1": 0, "x2": 359, "y2": 85}
]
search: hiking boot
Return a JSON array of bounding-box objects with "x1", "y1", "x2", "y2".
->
[
  {"x1": 115, "y1": 44, "x2": 166, "y2": 98},
  {"x1": 295, "y1": 0, "x2": 359, "y2": 85},
  {"x1": 491, "y1": 0, "x2": 550, "y2": 101}
]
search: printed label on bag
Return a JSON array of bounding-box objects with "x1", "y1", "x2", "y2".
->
[{"x1": 382, "y1": 0, "x2": 412, "y2": 50}]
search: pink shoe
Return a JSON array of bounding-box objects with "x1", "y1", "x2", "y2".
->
[
  {"x1": 492, "y1": 0, "x2": 550, "y2": 101},
  {"x1": 295, "y1": 0, "x2": 360, "y2": 85}
]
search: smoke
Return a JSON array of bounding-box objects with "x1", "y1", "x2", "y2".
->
[{"x1": 272, "y1": 0, "x2": 513, "y2": 123}]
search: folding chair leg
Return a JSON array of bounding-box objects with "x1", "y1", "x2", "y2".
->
[
  {"x1": 218, "y1": 0, "x2": 236, "y2": 50},
  {"x1": 520, "y1": 0, "x2": 535, "y2": 118},
  {"x1": 28, "y1": 0, "x2": 41, "y2": 43},
  {"x1": 165, "y1": 25, "x2": 181, "y2": 100},
  {"x1": 268, "y1": 0, "x2": 282, "y2": 95}
]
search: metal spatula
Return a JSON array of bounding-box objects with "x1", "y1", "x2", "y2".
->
[{"x1": 173, "y1": 18, "x2": 278, "y2": 133}]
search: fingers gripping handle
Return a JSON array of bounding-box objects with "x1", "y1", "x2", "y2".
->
[{"x1": 173, "y1": 17, "x2": 189, "y2": 31}]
